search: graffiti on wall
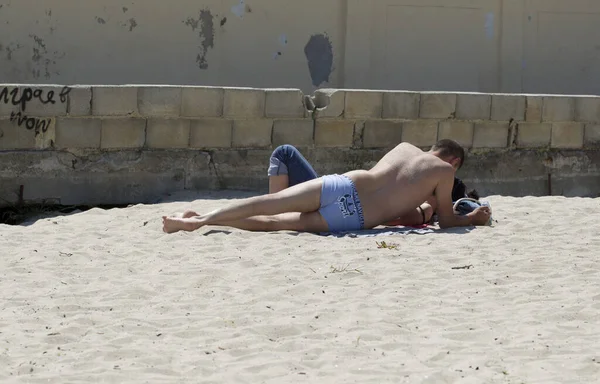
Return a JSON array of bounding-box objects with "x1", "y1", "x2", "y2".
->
[
  {"x1": 9, "y1": 111, "x2": 51, "y2": 133},
  {"x1": 0, "y1": 86, "x2": 70, "y2": 111},
  {"x1": 1, "y1": 86, "x2": 71, "y2": 135}
]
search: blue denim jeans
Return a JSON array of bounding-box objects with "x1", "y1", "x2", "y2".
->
[{"x1": 267, "y1": 145, "x2": 319, "y2": 187}]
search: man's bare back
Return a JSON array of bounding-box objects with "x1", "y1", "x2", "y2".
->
[
  {"x1": 162, "y1": 139, "x2": 491, "y2": 233},
  {"x1": 343, "y1": 142, "x2": 460, "y2": 228}
]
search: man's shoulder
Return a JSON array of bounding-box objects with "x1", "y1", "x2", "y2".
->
[
  {"x1": 423, "y1": 156, "x2": 455, "y2": 179},
  {"x1": 418, "y1": 153, "x2": 453, "y2": 169}
]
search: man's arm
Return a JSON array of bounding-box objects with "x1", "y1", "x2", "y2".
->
[{"x1": 434, "y1": 168, "x2": 489, "y2": 228}]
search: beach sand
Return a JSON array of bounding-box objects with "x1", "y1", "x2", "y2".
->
[{"x1": 1, "y1": 193, "x2": 599, "y2": 383}]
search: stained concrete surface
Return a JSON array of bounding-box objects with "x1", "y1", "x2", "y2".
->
[{"x1": 3, "y1": 1, "x2": 600, "y2": 94}]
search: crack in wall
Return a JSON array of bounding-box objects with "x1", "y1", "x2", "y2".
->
[
  {"x1": 352, "y1": 121, "x2": 365, "y2": 149},
  {"x1": 206, "y1": 151, "x2": 224, "y2": 189},
  {"x1": 508, "y1": 118, "x2": 518, "y2": 148}
]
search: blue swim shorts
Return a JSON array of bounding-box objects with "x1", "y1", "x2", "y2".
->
[{"x1": 318, "y1": 174, "x2": 365, "y2": 232}]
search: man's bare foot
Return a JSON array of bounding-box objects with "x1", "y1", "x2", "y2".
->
[
  {"x1": 162, "y1": 216, "x2": 204, "y2": 233},
  {"x1": 182, "y1": 210, "x2": 199, "y2": 218}
]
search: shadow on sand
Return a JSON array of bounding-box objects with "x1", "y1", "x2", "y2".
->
[{"x1": 1, "y1": 189, "x2": 260, "y2": 227}]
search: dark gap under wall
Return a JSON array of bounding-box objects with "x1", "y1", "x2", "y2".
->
[{"x1": 0, "y1": 203, "x2": 131, "y2": 225}]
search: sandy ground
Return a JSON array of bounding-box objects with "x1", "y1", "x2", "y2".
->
[{"x1": 0, "y1": 193, "x2": 599, "y2": 383}]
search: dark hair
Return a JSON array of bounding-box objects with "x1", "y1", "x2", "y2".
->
[
  {"x1": 452, "y1": 177, "x2": 467, "y2": 201},
  {"x1": 431, "y1": 139, "x2": 465, "y2": 169},
  {"x1": 452, "y1": 177, "x2": 480, "y2": 201},
  {"x1": 467, "y1": 189, "x2": 479, "y2": 200}
]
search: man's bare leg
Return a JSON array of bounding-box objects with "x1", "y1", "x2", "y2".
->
[
  {"x1": 182, "y1": 210, "x2": 199, "y2": 218},
  {"x1": 162, "y1": 178, "x2": 323, "y2": 233},
  {"x1": 269, "y1": 175, "x2": 289, "y2": 194},
  {"x1": 163, "y1": 211, "x2": 329, "y2": 234},
  {"x1": 162, "y1": 216, "x2": 204, "y2": 233},
  {"x1": 211, "y1": 212, "x2": 328, "y2": 232}
]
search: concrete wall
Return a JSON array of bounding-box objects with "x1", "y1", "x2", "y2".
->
[
  {"x1": 3, "y1": 1, "x2": 600, "y2": 95},
  {"x1": 1, "y1": 84, "x2": 599, "y2": 208},
  {"x1": 0, "y1": 0, "x2": 345, "y2": 93}
]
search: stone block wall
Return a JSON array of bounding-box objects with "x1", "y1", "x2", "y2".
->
[{"x1": 1, "y1": 85, "x2": 599, "y2": 207}]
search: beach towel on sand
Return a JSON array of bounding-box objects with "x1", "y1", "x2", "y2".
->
[
  {"x1": 319, "y1": 225, "x2": 434, "y2": 238},
  {"x1": 319, "y1": 199, "x2": 492, "y2": 237}
]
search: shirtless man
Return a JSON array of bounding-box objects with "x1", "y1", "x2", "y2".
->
[
  {"x1": 266, "y1": 144, "x2": 438, "y2": 226},
  {"x1": 162, "y1": 139, "x2": 492, "y2": 233}
]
